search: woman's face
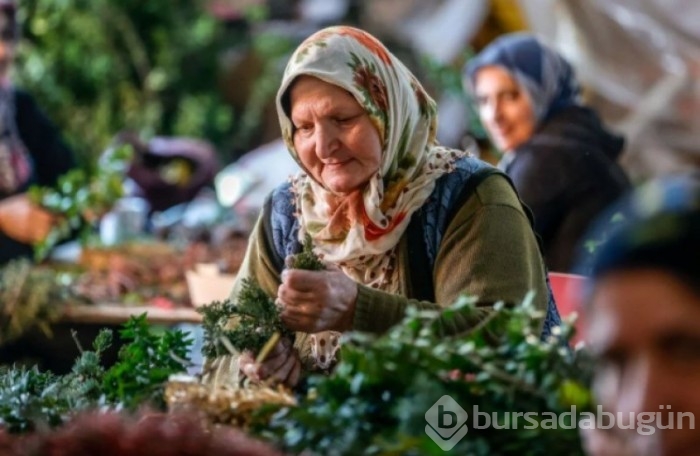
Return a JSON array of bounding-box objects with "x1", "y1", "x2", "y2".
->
[
  {"x1": 289, "y1": 76, "x2": 382, "y2": 196},
  {"x1": 473, "y1": 65, "x2": 537, "y2": 153},
  {"x1": 587, "y1": 269, "x2": 700, "y2": 455}
]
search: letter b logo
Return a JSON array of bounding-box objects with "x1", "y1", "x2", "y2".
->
[{"x1": 425, "y1": 395, "x2": 469, "y2": 451}]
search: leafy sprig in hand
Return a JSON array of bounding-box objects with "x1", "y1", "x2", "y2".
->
[
  {"x1": 199, "y1": 278, "x2": 294, "y2": 359},
  {"x1": 286, "y1": 234, "x2": 325, "y2": 271},
  {"x1": 200, "y1": 236, "x2": 326, "y2": 360}
]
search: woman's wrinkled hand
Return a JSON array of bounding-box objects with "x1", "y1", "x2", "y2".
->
[
  {"x1": 0, "y1": 193, "x2": 57, "y2": 244},
  {"x1": 277, "y1": 262, "x2": 357, "y2": 333},
  {"x1": 238, "y1": 337, "x2": 301, "y2": 388}
]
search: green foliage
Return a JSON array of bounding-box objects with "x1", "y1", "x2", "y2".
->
[
  {"x1": 102, "y1": 314, "x2": 193, "y2": 409},
  {"x1": 0, "y1": 315, "x2": 192, "y2": 433},
  {"x1": 255, "y1": 297, "x2": 593, "y2": 455},
  {"x1": 15, "y1": 0, "x2": 233, "y2": 165},
  {"x1": 27, "y1": 144, "x2": 133, "y2": 260},
  {"x1": 199, "y1": 239, "x2": 324, "y2": 358},
  {"x1": 0, "y1": 259, "x2": 76, "y2": 345},
  {"x1": 198, "y1": 278, "x2": 293, "y2": 359},
  {"x1": 286, "y1": 234, "x2": 326, "y2": 271},
  {"x1": 0, "y1": 329, "x2": 111, "y2": 433}
]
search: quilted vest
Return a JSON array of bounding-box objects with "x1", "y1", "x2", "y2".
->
[{"x1": 262, "y1": 156, "x2": 562, "y2": 338}]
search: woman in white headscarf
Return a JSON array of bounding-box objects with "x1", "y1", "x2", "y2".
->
[{"x1": 209, "y1": 26, "x2": 557, "y2": 388}]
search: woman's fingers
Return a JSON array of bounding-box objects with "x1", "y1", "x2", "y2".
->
[
  {"x1": 281, "y1": 269, "x2": 325, "y2": 293},
  {"x1": 259, "y1": 338, "x2": 292, "y2": 375},
  {"x1": 277, "y1": 282, "x2": 317, "y2": 305},
  {"x1": 270, "y1": 350, "x2": 298, "y2": 384},
  {"x1": 239, "y1": 351, "x2": 260, "y2": 382},
  {"x1": 285, "y1": 356, "x2": 302, "y2": 387}
]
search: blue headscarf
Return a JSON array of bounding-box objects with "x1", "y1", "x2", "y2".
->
[{"x1": 464, "y1": 33, "x2": 582, "y2": 122}]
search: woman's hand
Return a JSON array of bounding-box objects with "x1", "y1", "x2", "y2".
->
[
  {"x1": 0, "y1": 193, "x2": 56, "y2": 244},
  {"x1": 238, "y1": 337, "x2": 301, "y2": 388},
  {"x1": 277, "y1": 263, "x2": 358, "y2": 333}
]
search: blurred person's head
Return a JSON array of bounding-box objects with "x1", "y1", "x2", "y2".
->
[
  {"x1": 0, "y1": 409, "x2": 280, "y2": 456},
  {"x1": 463, "y1": 33, "x2": 581, "y2": 153},
  {"x1": 583, "y1": 173, "x2": 700, "y2": 455}
]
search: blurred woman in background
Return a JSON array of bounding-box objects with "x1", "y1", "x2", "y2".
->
[
  {"x1": 0, "y1": 0, "x2": 77, "y2": 265},
  {"x1": 464, "y1": 33, "x2": 630, "y2": 273}
]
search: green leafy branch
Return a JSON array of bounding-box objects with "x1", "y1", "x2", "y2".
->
[
  {"x1": 199, "y1": 235, "x2": 325, "y2": 359},
  {"x1": 0, "y1": 314, "x2": 192, "y2": 433},
  {"x1": 255, "y1": 297, "x2": 593, "y2": 455},
  {"x1": 0, "y1": 259, "x2": 80, "y2": 345},
  {"x1": 198, "y1": 278, "x2": 293, "y2": 359},
  {"x1": 27, "y1": 144, "x2": 133, "y2": 261}
]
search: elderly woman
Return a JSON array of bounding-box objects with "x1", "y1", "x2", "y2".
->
[
  {"x1": 464, "y1": 33, "x2": 630, "y2": 273},
  {"x1": 582, "y1": 174, "x2": 700, "y2": 456},
  {"x1": 209, "y1": 26, "x2": 559, "y2": 388}
]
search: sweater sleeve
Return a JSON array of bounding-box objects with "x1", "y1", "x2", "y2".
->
[
  {"x1": 352, "y1": 174, "x2": 549, "y2": 335},
  {"x1": 227, "y1": 211, "x2": 282, "y2": 301}
]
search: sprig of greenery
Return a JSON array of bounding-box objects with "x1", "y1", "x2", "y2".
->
[
  {"x1": 102, "y1": 314, "x2": 193, "y2": 409},
  {"x1": 28, "y1": 144, "x2": 133, "y2": 261},
  {"x1": 286, "y1": 234, "x2": 325, "y2": 271},
  {"x1": 0, "y1": 315, "x2": 192, "y2": 433},
  {"x1": 199, "y1": 236, "x2": 324, "y2": 359},
  {"x1": 199, "y1": 278, "x2": 293, "y2": 359},
  {"x1": 254, "y1": 297, "x2": 593, "y2": 455},
  {"x1": 0, "y1": 259, "x2": 78, "y2": 345}
]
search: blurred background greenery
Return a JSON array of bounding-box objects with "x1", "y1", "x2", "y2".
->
[
  {"x1": 12, "y1": 0, "x2": 492, "y2": 171},
  {"x1": 14, "y1": 0, "x2": 295, "y2": 168}
]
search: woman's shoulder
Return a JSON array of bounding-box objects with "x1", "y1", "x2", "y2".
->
[
  {"x1": 432, "y1": 154, "x2": 511, "y2": 203},
  {"x1": 525, "y1": 106, "x2": 625, "y2": 160},
  {"x1": 266, "y1": 180, "x2": 296, "y2": 223},
  {"x1": 424, "y1": 154, "x2": 521, "y2": 220},
  {"x1": 10, "y1": 88, "x2": 38, "y2": 111}
]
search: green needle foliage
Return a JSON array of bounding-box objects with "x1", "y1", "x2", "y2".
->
[
  {"x1": 0, "y1": 315, "x2": 192, "y2": 433},
  {"x1": 287, "y1": 234, "x2": 325, "y2": 271},
  {"x1": 102, "y1": 314, "x2": 193, "y2": 410},
  {"x1": 0, "y1": 259, "x2": 77, "y2": 345},
  {"x1": 199, "y1": 236, "x2": 324, "y2": 358},
  {"x1": 199, "y1": 278, "x2": 293, "y2": 359},
  {"x1": 255, "y1": 296, "x2": 593, "y2": 455}
]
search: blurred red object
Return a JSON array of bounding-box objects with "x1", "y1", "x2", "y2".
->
[{"x1": 549, "y1": 272, "x2": 588, "y2": 343}]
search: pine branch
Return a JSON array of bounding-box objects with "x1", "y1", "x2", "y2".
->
[
  {"x1": 199, "y1": 278, "x2": 293, "y2": 359},
  {"x1": 286, "y1": 234, "x2": 325, "y2": 271},
  {"x1": 199, "y1": 235, "x2": 324, "y2": 359}
]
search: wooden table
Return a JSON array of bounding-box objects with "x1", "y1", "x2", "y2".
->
[{"x1": 60, "y1": 304, "x2": 203, "y2": 325}]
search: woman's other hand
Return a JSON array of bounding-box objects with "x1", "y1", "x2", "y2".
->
[
  {"x1": 277, "y1": 263, "x2": 358, "y2": 333},
  {"x1": 0, "y1": 193, "x2": 56, "y2": 244},
  {"x1": 238, "y1": 337, "x2": 301, "y2": 388}
]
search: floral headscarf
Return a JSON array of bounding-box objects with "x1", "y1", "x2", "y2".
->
[
  {"x1": 276, "y1": 26, "x2": 469, "y2": 292},
  {"x1": 464, "y1": 32, "x2": 582, "y2": 122}
]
